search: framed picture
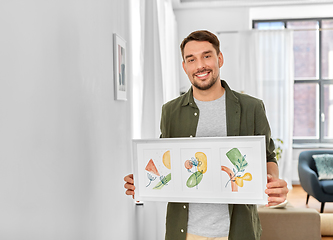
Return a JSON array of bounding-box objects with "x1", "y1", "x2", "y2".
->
[
  {"x1": 132, "y1": 136, "x2": 268, "y2": 204},
  {"x1": 113, "y1": 33, "x2": 127, "y2": 101}
]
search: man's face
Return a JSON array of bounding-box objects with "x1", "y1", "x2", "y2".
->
[{"x1": 182, "y1": 41, "x2": 223, "y2": 91}]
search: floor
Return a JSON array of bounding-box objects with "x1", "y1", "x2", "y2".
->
[{"x1": 287, "y1": 185, "x2": 333, "y2": 240}]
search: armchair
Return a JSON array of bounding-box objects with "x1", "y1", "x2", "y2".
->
[{"x1": 298, "y1": 150, "x2": 333, "y2": 213}]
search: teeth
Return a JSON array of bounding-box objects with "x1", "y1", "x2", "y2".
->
[{"x1": 197, "y1": 72, "x2": 208, "y2": 77}]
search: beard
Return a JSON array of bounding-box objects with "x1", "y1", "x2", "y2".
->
[{"x1": 192, "y1": 70, "x2": 219, "y2": 91}]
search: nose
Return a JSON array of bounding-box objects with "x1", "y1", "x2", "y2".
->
[{"x1": 195, "y1": 58, "x2": 206, "y2": 71}]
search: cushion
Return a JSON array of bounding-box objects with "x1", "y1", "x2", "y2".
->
[
  {"x1": 312, "y1": 154, "x2": 333, "y2": 180},
  {"x1": 320, "y1": 213, "x2": 333, "y2": 236}
]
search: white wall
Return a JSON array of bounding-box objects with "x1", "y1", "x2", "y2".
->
[{"x1": 0, "y1": 1, "x2": 136, "y2": 239}]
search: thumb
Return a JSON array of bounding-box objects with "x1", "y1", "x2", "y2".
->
[{"x1": 267, "y1": 174, "x2": 273, "y2": 182}]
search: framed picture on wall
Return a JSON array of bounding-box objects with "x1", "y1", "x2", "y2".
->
[
  {"x1": 132, "y1": 136, "x2": 268, "y2": 204},
  {"x1": 113, "y1": 33, "x2": 127, "y2": 101}
]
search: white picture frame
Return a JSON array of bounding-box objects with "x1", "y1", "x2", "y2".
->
[
  {"x1": 132, "y1": 136, "x2": 267, "y2": 204},
  {"x1": 113, "y1": 33, "x2": 127, "y2": 101}
]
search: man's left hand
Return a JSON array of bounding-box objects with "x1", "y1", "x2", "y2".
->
[{"x1": 265, "y1": 174, "x2": 289, "y2": 207}]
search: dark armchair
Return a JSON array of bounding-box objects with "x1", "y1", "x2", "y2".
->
[{"x1": 298, "y1": 150, "x2": 333, "y2": 213}]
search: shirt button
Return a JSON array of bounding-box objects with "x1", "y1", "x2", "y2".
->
[
  {"x1": 194, "y1": 112, "x2": 197, "y2": 116},
  {"x1": 180, "y1": 229, "x2": 184, "y2": 233},
  {"x1": 183, "y1": 205, "x2": 186, "y2": 209}
]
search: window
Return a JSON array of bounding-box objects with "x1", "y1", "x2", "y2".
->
[{"x1": 254, "y1": 18, "x2": 333, "y2": 144}]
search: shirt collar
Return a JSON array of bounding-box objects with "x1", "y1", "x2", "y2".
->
[
  {"x1": 181, "y1": 87, "x2": 195, "y2": 107},
  {"x1": 181, "y1": 80, "x2": 238, "y2": 107}
]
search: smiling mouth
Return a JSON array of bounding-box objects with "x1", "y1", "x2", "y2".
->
[
  {"x1": 197, "y1": 73, "x2": 208, "y2": 77},
  {"x1": 195, "y1": 71, "x2": 211, "y2": 78}
]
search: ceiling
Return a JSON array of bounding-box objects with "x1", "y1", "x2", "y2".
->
[{"x1": 172, "y1": 0, "x2": 333, "y2": 9}]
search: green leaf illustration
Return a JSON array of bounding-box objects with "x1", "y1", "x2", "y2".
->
[
  {"x1": 226, "y1": 148, "x2": 248, "y2": 171},
  {"x1": 153, "y1": 173, "x2": 171, "y2": 189},
  {"x1": 186, "y1": 171, "x2": 203, "y2": 188}
]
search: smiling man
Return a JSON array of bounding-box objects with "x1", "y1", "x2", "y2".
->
[{"x1": 124, "y1": 30, "x2": 288, "y2": 240}]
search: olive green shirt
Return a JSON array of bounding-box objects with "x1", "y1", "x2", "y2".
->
[{"x1": 160, "y1": 80, "x2": 277, "y2": 240}]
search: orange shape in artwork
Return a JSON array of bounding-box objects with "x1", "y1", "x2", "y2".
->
[{"x1": 145, "y1": 159, "x2": 160, "y2": 176}]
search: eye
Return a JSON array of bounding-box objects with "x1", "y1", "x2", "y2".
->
[
  {"x1": 187, "y1": 58, "x2": 194, "y2": 63},
  {"x1": 204, "y1": 55, "x2": 211, "y2": 59}
]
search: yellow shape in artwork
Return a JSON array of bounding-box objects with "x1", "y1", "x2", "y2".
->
[
  {"x1": 235, "y1": 172, "x2": 252, "y2": 187},
  {"x1": 163, "y1": 150, "x2": 171, "y2": 169},
  {"x1": 196, "y1": 152, "x2": 207, "y2": 174}
]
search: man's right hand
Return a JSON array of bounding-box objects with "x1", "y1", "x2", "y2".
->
[{"x1": 124, "y1": 174, "x2": 135, "y2": 198}]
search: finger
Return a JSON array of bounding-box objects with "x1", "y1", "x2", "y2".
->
[
  {"x1": 124, "y1": 182, "x2": 136, "y2": 191},
  {"x1": 266, "y1": 179, "x2": 287, "y2": 189},
  {"x1": 266, "y1": 202, "x2": 283, "y2": 207},
  {"x1": 266, "y1": 192, "x2": 287, "y2": 199},
  {"x1": 124, "y1": 174, "x2": 134, "y2": 181},
  {"x1": 267, "y1": 192, "x2": 287, "y2": 201},
  {"x1": 125, "y1": 189, "x2": 135, "y2": 197},
  {"x1": 267, "y1": 174, "x2": 273, "y2": 182},
  {"x1": 124, "y1": 174, "x2": 134, "y2": 184},
  {"x1": 267, "y1": 196, "x2": 286, "y2": 205},
  {"x1": 267, "y1": 195, "x2": 286, "y2": 203},
  {"x1": 265, "y1": 187, "x2": 288, "y2": 195}
]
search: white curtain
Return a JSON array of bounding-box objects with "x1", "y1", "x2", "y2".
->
[
  {"x1": 131, "y1": 0, "x2": 179, "y2": 140},
  {"x1": 238, "y1": 30, "x2": 294, "y2": 189},
  {"x1": 130, "y1": 1, "x2": 178, "y2": 239}
]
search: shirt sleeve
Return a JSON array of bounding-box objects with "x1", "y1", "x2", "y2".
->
[{"x1": 256, "y1": 100, "x2": 277, "y2": 164}]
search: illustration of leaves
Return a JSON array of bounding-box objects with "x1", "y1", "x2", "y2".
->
[
  {"x1": 153, "y1": 173, "x2": 171, "y2": 189},
  {"x1": 236, "y1": 164, "x2": 240, "y2": 172}
]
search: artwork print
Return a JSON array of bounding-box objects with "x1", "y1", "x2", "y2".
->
[
  {"x1": 180, "y1": 148, "x2": 214, "y2": 193},
  {"x1": 144, "y1": 150, "x2": 171, "y2": 189},
  {"x1": 221, "y1": 148, "x2": 252, "y2": 192},
  {"x1": 133, "y1": 136, "x2": 267, "y2": 204},
  {"x1": 118, "y1": 45, "x2": 125, "y2": 92},
  {"x1": 184, "y1": 151, "x2": 207, "y2": 188},
  {"x1": 113, "y1": 33, "x2": 127, "y2": 101}
]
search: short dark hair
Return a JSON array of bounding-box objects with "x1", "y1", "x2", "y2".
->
[{"x1": 180, "y1": 30, "x2": 220, "y2": 61}]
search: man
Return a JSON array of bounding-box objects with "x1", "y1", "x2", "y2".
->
[{"x1": 124, "y1": 30, "x2": 288, "y2": 240}]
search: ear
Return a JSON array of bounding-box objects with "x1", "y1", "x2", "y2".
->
[
  {"x1": 182, "y1": 61, "x2": 187, "y2": 74},
  {"x1": 218, "y1": 52, "x2": 224, "y2": 68}
]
